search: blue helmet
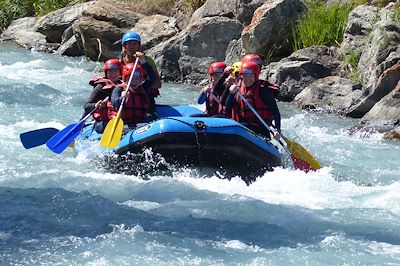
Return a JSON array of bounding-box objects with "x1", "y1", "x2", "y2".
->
[{"x1": 122, "y1": 31, "x2": 141, "y2": 44}]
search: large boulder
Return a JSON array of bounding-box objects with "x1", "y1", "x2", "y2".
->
[
  {"x1": 73, "y1": 0, "x2": 143, "y2": 61},
  {"x1": 190, "y1": 0, "x2": 267, "y2": 26},
  {"x1": 361, "y1": 80, "x2": 400, "y2": 126},
  {"x1": 0, "y1": 17, "x2": 38, "y2": 41},
  {"x1": 347, "y1": 4, "x2": 400, "y2": 117},
  {"x1": 34, "y1": 2, "x2": 93, "y2": 43},
  {"x1": 265, "y1": 46, "x2": 342, "y2": 101},
  {"x1": 128, "y1": 14, "x2": 178, "y2": 51},
  {"x1": 147, "y1": 16, "x2": 243, "y2": 83},
  {"x1": 340, "y1": 5, "x2": 378, "y2": 55},
  {"x1": 241, "y1": 0, "x2": 307, "y2": 56},
  {"x1": 294, "y1": 76, "x2": 364, "y2": 115}
]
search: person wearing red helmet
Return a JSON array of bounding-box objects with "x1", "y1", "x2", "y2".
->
[
  {"x1": 242, "y1": 53, "x2": 280, "y2": 97},
  {"x1": 198, "y1": 62, "x2": 234, "y2": 116},
  {"x1": 111, "y1": 52, "x2": 155, "y2": 128},
  {"x1": 225, "y1": 61, "x2": 281, "y2": 140},
  {"x1": 83, "y1": 58, "x2": 124, "y2": 133},
  {"x1": 121, "y1": 31, "x2": 162, "y2": 117}
]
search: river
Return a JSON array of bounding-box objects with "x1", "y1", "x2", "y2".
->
[{"x1": 0, "y1": 41, "x2": 399, "y2": 265}]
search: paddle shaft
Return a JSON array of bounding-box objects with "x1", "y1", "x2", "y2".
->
[
  {"x1": 236, "y1": 92, "x2": 292, "y2": 156},
  {"x1": 116, "y1": 57, "x2": 140, "y2": 115}
]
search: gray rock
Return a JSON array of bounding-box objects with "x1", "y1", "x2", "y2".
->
[
  {"x1": 266, "y1": 46, "x2": 342, "y2": 101},
  {"x1": 241, "y1": 0, "x2": 307, "y2": 56},
  {"x1": 35, "y1": 2, "x2": 93, "y2": 43},
  {"x1": 294, "y1": 76, "x2": 363, "y2": 115}
]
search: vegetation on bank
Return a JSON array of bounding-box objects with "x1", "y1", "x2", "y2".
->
[
  {"x1": 291, "y1": 0, "x2": 364, "y2": 51},
  {"x1": 393, "y1": 3, "x2": 400, "y2": 23}
]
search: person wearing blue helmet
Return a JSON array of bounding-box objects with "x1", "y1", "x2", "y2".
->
[{"x1": 121, "y1": 31, "x2": 162, "y2": 119}]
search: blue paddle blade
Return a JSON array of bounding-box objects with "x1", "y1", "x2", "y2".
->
[
  {"x1": 46, "y1": 122, "x2": 83, "y2": 154},
  {"x1": 20, "y1": 128, "x2": 59, "y2": 149}
]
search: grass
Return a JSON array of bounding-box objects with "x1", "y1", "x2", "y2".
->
[
  {"x1": 291, "y1": 0, "x2": 364, "y2": 51},
  {"x1": 343, "y1": 50, "x2": 361, "y2": 82},
  {"x1": 392, "y1": 2, "x2": 400, "y2": 23}
]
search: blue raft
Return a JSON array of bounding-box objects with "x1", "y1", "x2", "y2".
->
[{"x1": 77, "y1": 105, "x2": 282, "y2": 172}]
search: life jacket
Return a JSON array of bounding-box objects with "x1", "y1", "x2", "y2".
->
[
  {"x1": 114, "y1": 84, "x2": 149, "y2": 126},
  {"x1": 89, "y1": 77, "x2": 121, "y2": 122},
  {"x1": 121, "y1": 53, "x2": 162, "y2": 97},
  {"x1": 232, "y1": 80, "x2": 274, "y2": 125},
  {"x1": 204, "y1": 84, "x2": 225, "y2": 116}
]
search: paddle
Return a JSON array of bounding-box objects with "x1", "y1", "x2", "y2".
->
[
  {"x1": 236, "y1": 92, "x2": 321, "y2": 171},
  {"x1": 20, "y1": 127, "x2": 59, "y2": 149},
  {"x1": 46, "y1": 97, "x2": 109, "y2": 154},
  {"x1": 100, "y1": 57, "x2": 140, "y2": 148}
]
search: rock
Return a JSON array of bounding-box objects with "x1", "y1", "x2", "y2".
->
[
  {"x1": 190, "y1": 0, "x2": 268, "y2": 26},
  {"x1": 349, "y1": 6, "x2": 400, "y2": 117},
  {"x1": 73, "y1": 0, "x2": 143, "y2": 61},
  {"x1": 361, "y1": 80, "x2": 400, "y2": 125},
  {"x1": 129, "y1": 14, "x2": 178, "y2": 51},
  {"x1": 147, "y1": 16, "x2": 243, "y2": 83},
  {"x1": 340, "y1": 5, "x2": 378, "y2": 54},
  {"x1": 241, "y1": 0, "x2": 307, "y2": 56},
  {"x1": 35, "y1": 2, "x2": 93, "y2": 43},
  {"x1": 57, "y1": 36, "x2": 83, "y2": 56},
  {"x1": 0, "y1": 17, "x2": 38, "y2": 41},
  {"x1": 265, "y1": 46, "x2": 342, "y2": 101},
  {"x1": 294, "y1": 76, "x2": 363, "y2": 115}
]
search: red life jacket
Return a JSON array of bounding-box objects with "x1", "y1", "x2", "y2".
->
[
  {"x1": 89, "y1": 77, "x2": 120, "y2": 122},
  {"x1": 232, "y1": 80, "x2": 274, "y2": 125},
  {"x1": 121, "y1": 54, "x2": 162, "y2": 97},
  {"x1": 115, "y1": 84, "x2": 149, "y2": 126}
]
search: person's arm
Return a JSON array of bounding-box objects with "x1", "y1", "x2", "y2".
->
[
  {"x1": 83, "y1": 84, "x2": 103, "y2": 115},
  {"x1": 214, "y1": 72, "x2": 229, "y2": 96},
  {"x1": 260, "y1": 88, "x2": 281, "y2": 131},
  {"x1": 141, "y1": 62, "x2": 155, "y2": 91},
  {"x1": 111, "y1": 87, "x2": 123, "y2": 109}
]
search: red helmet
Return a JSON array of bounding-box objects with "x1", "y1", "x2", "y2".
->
[
  {"x1": 242, "y1": 54, "x2": 262, "y2": 68},
  {"x1": 240, "y1": 61, "x2": 260, "y2": 79},
  {"x1": 122, "y1": 63, "x2": 143, "y2": 81},
  {"x1": 208, "y1": 62, "x2": 226, "y2": 76},
  {"x1": 103, "y1": 59, "x2": 123, "y2": 76}
]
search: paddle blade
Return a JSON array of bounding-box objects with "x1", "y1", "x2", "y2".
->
[
  {"x1": 20, "y1": 128, "x2": 59, "y2": 149},
  {"x1": 100, "y1": 115, "x2": 124, "y2": 148},
  {"x1": 284, "y1": 136, "x2": 321, "y2": 171},
  {"x1": 46, "y1": 122, "x2": 83, "y2": 154}
]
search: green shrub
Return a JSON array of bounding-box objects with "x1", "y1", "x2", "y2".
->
[
  {"x1": 392, "y1": 3, "x2": 400, "y2": 23},
  {"x1": 185, "y1": 0, "x2": 206, "y2": 12},
  {"x1": 291, "y1": 0, "x2": 363, "y2": 51},
  {"x1": 344, "y1": 50, "x2": 361, "y2": 82}
]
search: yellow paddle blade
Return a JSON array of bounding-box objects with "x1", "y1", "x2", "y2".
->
[
  {"x1": 283, "y1": 136, "x2": 322, "y2": 170},
  {"x1": 68, "y1": 141, "x2": 75, "y2": 148},
  {"x1": 100, "y1": 115, "x2": 124, "y2": 148}
]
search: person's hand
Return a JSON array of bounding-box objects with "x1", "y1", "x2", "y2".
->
[
  {"x1": 121, "y1": 90, "x2": 127, "y2": 98},
  {"x1": 201, "y1": 85, "x2": 211, "y2": 93},
  {"x1": 229, "y1": 84, "x2": 238, "y2": 94},
  {"x1": 273, "y1": 131, "x2": 281, "y2": 141},
  {"x1": 224, "y1": 66, "x2": 233, "y2": 75},
  {"x1": 95, "y1": 99, "x2": 105, "y2": 109},
  {"x1": 135, "y1": 52, "x2": 146, "y2": 63},
  {"x1": 225, "y1": 75, "x2": 234, "y2": 87}
]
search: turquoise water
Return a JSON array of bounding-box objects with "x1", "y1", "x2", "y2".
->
[{"x1": 0, "y1": 42, "x2": 399, "y2": 265}]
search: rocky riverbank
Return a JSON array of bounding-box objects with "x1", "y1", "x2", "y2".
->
[{"x1": 1, "y1": 0, "x2": 399, "y2": 138}]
